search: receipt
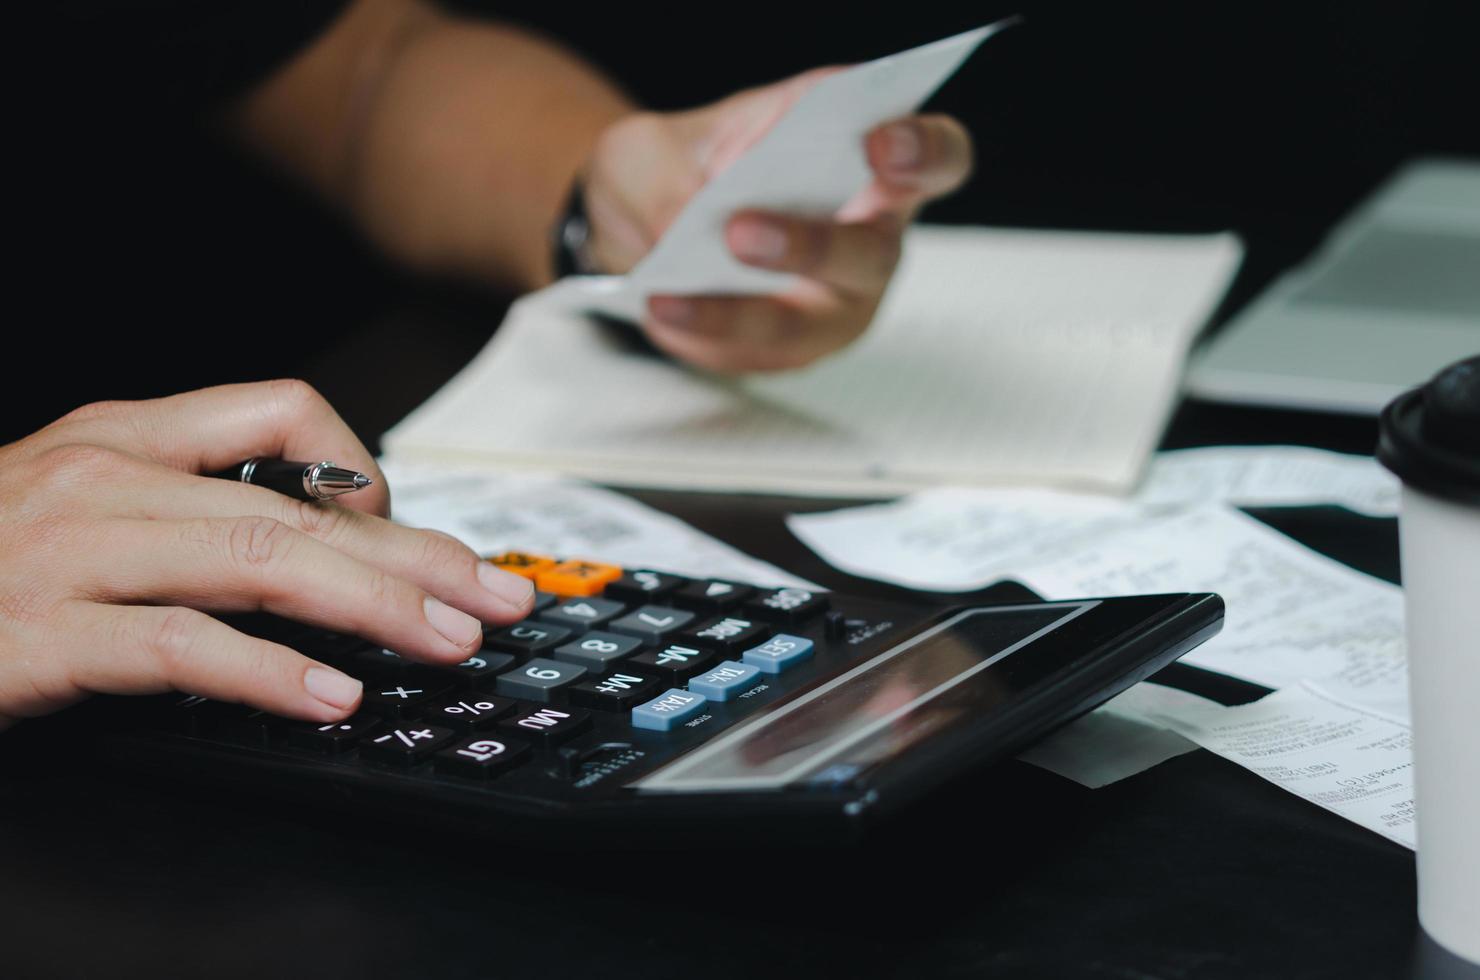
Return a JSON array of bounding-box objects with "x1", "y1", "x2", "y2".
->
[
  {"x1": 786, "y1": 485, "x2": 1147, "y2": 593},
  {"x1": 543, "y1": 21, "x2": 1015, "y2": 320},
  {"x1": 1013, "y1": 505, "x2": 1408, "y2": 707},
  {"x1": 1016, "y1": 682, "x2": 1203, "y2": 788},
  {"x1": 1138, "y1": 445, "x2": 1400, "y2": 516},
  {"x1": 380, "y1": 459, "x2": 816, "y2": 589},
  {"x1": 786, "y1": 452, "x2": 1408, "y2": 705},
  {"x1": 1136, "y1": 683, "x2": 1416, "y2": 849}
]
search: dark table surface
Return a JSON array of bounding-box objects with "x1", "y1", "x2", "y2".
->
[{"x1": 2, "y1": 300, "x2": 1474, "y2": 980}]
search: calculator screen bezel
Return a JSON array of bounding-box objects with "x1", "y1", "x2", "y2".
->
[
  {"x1": 631, "y1": 592, "x2": 1222, "y2": 803},
  {"x1": 632, "y1": 601, "x2": 1101, "y2": 794}
]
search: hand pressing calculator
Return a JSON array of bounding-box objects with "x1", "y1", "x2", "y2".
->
[{"x1": 96, "y1": 552, "x2": 1223, "y2": 841}]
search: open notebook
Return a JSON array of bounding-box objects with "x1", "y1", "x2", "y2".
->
[{"x1": 384, "y1": 225, "x2": 1242, "y2": 496}]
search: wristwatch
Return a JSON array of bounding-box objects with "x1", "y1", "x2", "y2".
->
[{"x1": 552, "y1": 177, "x2": 601, "y2": 278}]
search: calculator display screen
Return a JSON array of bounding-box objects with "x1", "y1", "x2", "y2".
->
[{"x1": 633, "y1": 601, "x2": 1099, "y2": 793}]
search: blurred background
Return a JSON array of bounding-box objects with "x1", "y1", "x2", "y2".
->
[{"x1": 18, "y1": 0, "x2": 1478, "y2": 446}]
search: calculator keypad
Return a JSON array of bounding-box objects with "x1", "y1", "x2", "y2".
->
[
  {"x1": 567, "y1": 671, "x2": 661, "y2": 710},
  {"x1": 537, "y1": 597, "x2": 626, "y2": 632},
  {"x1": 627, "y1": 643, "x2": 716, "y2": 685},
  {"x1": 608, "y1": 606, "x2": 695, "y2": 641},
  {"x1": 499, "y1": 706, "x2": 592, "y2": 745},
  {"x1": 363, "y1": 681, "x2": 454, "y2": 718},
  {"x1": 361, "y1": 725, "x2": 457, "y2": 764},
  {"x1": 495, "y1": 658, "x2": 588, "y2": 702},
  {"x1": 286, "y1": 714, "x2": 383, "y2": 753},
  {"x1": 604, "y1": 570, "x2": 683, "y2": 604},
  {"x1": 435, "y1": 735, "x2": 532, "y2": 778},
  {"x1": 552, "y1": 631, "x2": 646, "y2": 671},
  {"x1": 447, "y1": 652, "x2": 518, "y2": 687},
  {"x1": 676, "y1": 616, "x2": 767, "y2": 654},
  {"x1": 744, "y1": 588, "x2": 829, "y2": 624},
  {"x1": 485, "y1": 622, "x2": 573, "y2": 659},
  {"x1": 158, "y1": 558, "x2": 854, "y2": 791},
  {"x1": 673, "y1": 579, "x2": 754, "y2": 612},
  {"x1": 424, "y1": 693, "x2": 518, "y2": 731}
]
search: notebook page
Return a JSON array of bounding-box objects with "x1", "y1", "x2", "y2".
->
[{"x1": 384, "y1": 226, "x2": 1242, "y2": 495}]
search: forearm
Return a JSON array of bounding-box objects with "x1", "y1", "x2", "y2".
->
[{"x1": 233, "y1": 0, "x2": 635, "y2": 291}]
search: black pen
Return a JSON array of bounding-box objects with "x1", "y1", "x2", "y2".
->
[{"x1": 211, "y1": 458, "x2": 373, "y2": 501}]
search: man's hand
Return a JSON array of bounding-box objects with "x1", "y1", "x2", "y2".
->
[
  {"x1": 236, "y1": 3, "x2": 971, "y2": 371},
  {"x1": 583, "y1": 69, "x2": 974, "y2": 372},
  {"x1": 0, "y1": 381, "x2": 534, "y2": 731}
]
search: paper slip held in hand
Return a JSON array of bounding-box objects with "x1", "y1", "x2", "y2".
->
[
  {"x1": 385, "y1": 227, "x2": 1241, "y2": 494},
  {"x1": 380, "y1": 459, "x2": 815, "y2": 590},
  {"x1": 543, "y1": 22, "x2": 1014, "y2": 318}
]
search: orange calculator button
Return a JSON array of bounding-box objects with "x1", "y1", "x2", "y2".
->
[
  {"x1": 536, "y1": 559, "x2": 623, "y2": 596},
  {"x1": 487, "y1": 551, "x2": 558, "y2": 580}
]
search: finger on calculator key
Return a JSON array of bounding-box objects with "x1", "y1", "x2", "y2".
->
[
  {"x1": 47, "y1": 602, "x2": 363, "y2": 723},
  {"x1": 82, "y1": 517, "x2": 486, "y2": 664}
]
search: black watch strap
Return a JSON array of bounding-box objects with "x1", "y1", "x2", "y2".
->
[{"x1": 552, "y1": 179, "x2": 599, "y2": 278}]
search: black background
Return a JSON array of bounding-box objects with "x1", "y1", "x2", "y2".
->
[{"x1": 14, "y1": 0, "x2": 1479, "y2": 446}]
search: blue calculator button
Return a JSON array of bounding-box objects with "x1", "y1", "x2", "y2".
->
[
  {"x1": 688, "y1": 660, "x2": 762, "y2": 700},
  {"x1": 631, "y1": 689, "x2": 708, "y2": 731},
  {"x1": 742, "y1": 634, "x2": 815, "y2": 674}
]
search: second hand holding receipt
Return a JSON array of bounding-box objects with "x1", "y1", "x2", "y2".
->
[{"x1": 543, "y1": 21, "x2": 1018, "y2": 319}]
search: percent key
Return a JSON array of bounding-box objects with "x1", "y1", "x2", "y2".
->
[{"x1": 425, "y1": 694, "x2": 519, "y2": 732}]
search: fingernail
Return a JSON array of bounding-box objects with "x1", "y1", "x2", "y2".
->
[
  {"x1": 885, "y1": 123, "x2": 922, "y2": 170},
  {"x1": 478, "y1": 561, "x2": 534, "y2": 610},
  {"x1": 304, "y1": 667, "x2": 362, "y2": 711},
  {"x1": 424, "y1": 595, "x2": 482, "y2": 649},
  {"x1": 650, "y1": 295, "x2": 697, "y2": 327},
  {"x1": 730, "y1": 219, "x2": 789, "y2": 263}
]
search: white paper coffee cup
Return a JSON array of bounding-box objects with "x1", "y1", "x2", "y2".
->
[{"x1": 1379, "y1": 355, "x2": 1480, "y2": 965}]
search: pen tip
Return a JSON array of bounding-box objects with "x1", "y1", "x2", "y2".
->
[{"x1": 354, "y1": 474, "x2": 372, "y2": 489}]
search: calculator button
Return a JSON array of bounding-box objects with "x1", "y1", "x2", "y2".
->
[
  {"x1": 287, "y1": 714, "x2": 383, "y2": 753},
  {"x1": 627, "y1": 643, "x2": 716, "y2": 685},
  {"x1": 162, "y1": 694, "x2": 215, "y2": 735},
  {"x1": 536, "y1": 559, "x2": 623, "y2": 596},
  {"x1": 285, "y1": 628, "x2": 369, "y2": 661},
  {"x1": 495, "y1": 658, "x2": 588, "y2": 702},
  {"x1": 742, "y1": 634, "x2": 816, "y2": 674},
  {"x1": 537, "y1": 596, "x2": 626, "y2": 632},
  {"x1": 447, "y1": 651, "x2": 517, "y2": 687},
  {"x1": 484, "y1": 622, "x2": 572, "y2": 660},
  {"x1": 487, "y1": 551, "x2": 558, "y2": 580},
  {"x1": 603, "y1": 570, "x2": 684, "y2": 604},
  {"x1": 362, "y1": 681, "x2": 453, "y2": 718},
  {"x1": 675, "y1": 616, "x2": 767, "y2": 654},
  {"x1": 743, "y1": 588, "x2": 829, "y2": 624},
  {"x1": 567, "y1": 671, "x2": 661, "y2": 711},
  {"x1": 631, "y1": 689, "x2": 708, "y2": 732},
  {"x1": 499, "y1": 706, "x2": 592, "y2": 745},
  {"x1": 424, "y1": 693, "x2": 518, "y2": 731},
  {"x1": 434, "y1": 735, "x2": 532, "y2": 778},
  {"x1": 608, "y1": 606, "x2": 695, "y2": 641},
  {"x1": 178, "y1": 701, "x2": 276, "y2": 744},
  {"x1": 356, "y1": 646, "x2": 411, "y2": 675},
  {"x1": 216, "y1": 707, "x2": 279, "y2": 747},
  {"x1": 361, "y1": 725, "x2": 457, "y2": 764},
  {"x1": 672, "y1": 579, "x2": 754, "y2": 612},
  {"x1": 552, "y1": 631, "x2": 646, "y2": 671},
  {"x1": 687, "y1": 660, "x2": 763, "y2": 701}
]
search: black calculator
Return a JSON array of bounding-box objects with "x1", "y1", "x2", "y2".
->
[{"x1": 94, "y1": 552, "x2": 1224, "y2": 841}]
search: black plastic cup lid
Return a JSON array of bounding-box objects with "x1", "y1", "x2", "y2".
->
[{"x1": 1378, "y1": 355, "x2": 1480, "y2": 506}]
